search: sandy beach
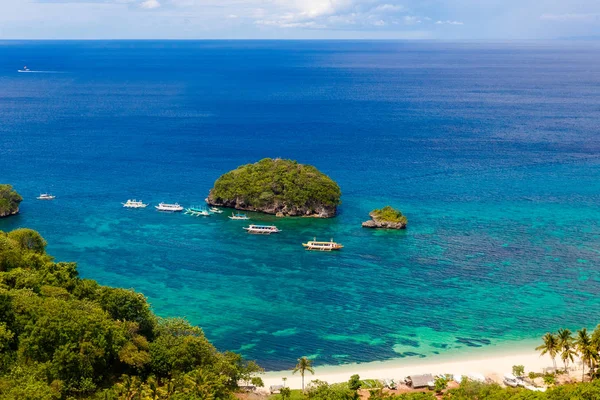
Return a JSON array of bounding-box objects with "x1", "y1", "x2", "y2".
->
[{"x1": 262, "y1": 343, "x2": 557, "y2": 390}]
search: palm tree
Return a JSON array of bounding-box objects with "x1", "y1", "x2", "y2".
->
[
  {"x1": 557, "y1": 328, "x2": 574, "y2": 372},
  {"x1": 576, "y1": 328, "x2": 597, "y2": 382},
  {"x1": 590, "y1": 324, "x2": 600, "y2": 374},
  {"x1": 536, "y1": 332, "x2": 559, "y2": 370},
  {"x1": 293, "y1": 356, "x2": 315, "y2": 391}
]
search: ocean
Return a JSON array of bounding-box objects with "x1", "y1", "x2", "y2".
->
[{"x1": 1, "y1": 40, "x2": 599, "y2": 370}]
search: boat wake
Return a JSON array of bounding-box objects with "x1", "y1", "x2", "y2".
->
[{"x1": 18, "y1": 70, "x2": 64, "y2": 74}]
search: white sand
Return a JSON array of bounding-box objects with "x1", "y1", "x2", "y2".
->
[{"x1": 262, "y1": 344, "x2": 557, "y2": 390}]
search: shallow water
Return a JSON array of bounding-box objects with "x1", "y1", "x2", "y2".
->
[{"x1": 1, "y1": 40, "x2": 599, "y2": 370}]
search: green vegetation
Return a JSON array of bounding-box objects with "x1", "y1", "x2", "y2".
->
[
  {"x1": 370, "y1": 206, "x2": 407, "y2": 225},
  {"x1": 274, "y1": 378, "x2": 600, "y2": 400},
  {"x1": 0, "y1": 185, "x2": 22, "y2": 217},
  {"x1": 0, "y1": 228, "x2": 262, "y2": 399},
  {"x1": 209, "y1": 158, "x2": 341, "y2": 216}
]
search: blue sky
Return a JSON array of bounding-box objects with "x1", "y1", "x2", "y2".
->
[{"x1": 1, "y1": 0, "x2": 599, "y2": 39}]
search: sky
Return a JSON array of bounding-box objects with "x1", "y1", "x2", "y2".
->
[{"x1": 0, "y1": 0, "x2": 599, "y2": 39}]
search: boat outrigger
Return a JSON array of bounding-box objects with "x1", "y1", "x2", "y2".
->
[
  {"x1": 243, "y1": 225, "x2": 281, "y2": 234},
  {"x1": 37, "y1": 193, "x2": 56, "y2": 200},
  {"x1": 228, "y1": 212, "x2": 249, "y2": 220},
  {"x1": 185, "y1": 206, "x2": 211, "y2": 216},
  {"x1": 122, "y1": 199, "x2": 148, "y2": 208},
  {"x1": 302, "y1": 238, "x2": 344, "y2": 251},
  {"x1": 155, "y1": 203, "x2": 183, "y2": 212}
]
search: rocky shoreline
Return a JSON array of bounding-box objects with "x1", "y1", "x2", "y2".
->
[
  {"x1": 205, "y1": 196, "x2": 336, "y2": 218},
  {"x1": 0, "y1": 207, "x2": 20, "y2": 218},
  {"x1": 0, "y1": 184, "x2": 23, "y2": 218}
]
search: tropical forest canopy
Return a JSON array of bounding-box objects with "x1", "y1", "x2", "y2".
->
[
  {"x1": 0, "y1": 184, "x2": 22, "y2": 216},
  {"x1": 0, "y1": 228, "x2": 262, "y2": 400},
  {"x1": 210, "y1": 158, "x2": 341, "y2": 209}
]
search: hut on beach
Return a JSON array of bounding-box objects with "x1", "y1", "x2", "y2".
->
[{"x1": 406, "y1": 374, "x2": 434, "y2": 389}]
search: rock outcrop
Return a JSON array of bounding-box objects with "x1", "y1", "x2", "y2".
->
[
  {"x1": 206, "y1": 158, "x2": 341, "y2": 218},
  {"x1": 362, "y1": 206, "x2": 408, "y2": 230}
]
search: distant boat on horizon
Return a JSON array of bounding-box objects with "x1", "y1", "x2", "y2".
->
[
  {"x1": 37, "y1": 193, "x2": 56, "y2": 200},
  {"x1": 18, "y1": 66, "x2": 32, "y2": 73}
]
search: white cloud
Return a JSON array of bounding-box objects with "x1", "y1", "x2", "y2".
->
[
  {"x1": 435, "y1": 20, "x2": 463, "y2": 25},
  {"x1": 403, "y1": 15, "x2": 421, "y2": 24},
  {"x1": 373, "y1": 4, "x2": 404, "y2": 12},
  {"x1": 540, "y1": 13, "x2": 600, "y2": 22},
  {"x1": 140, "y1": 0, "x2": 160, "y2": 9},
  {"x1": 252, "y1": 0, "x2": 427, "y2": 30}
]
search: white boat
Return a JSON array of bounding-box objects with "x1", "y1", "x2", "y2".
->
[
  {"x1": 155, "y1": 203, "x2": 183, "y2": 212},
  {"x1": 18, "y1": 66, "x2": 31, "y2": 73},
  {"x1": 122, "y1": 199, "x2": 148, "y2": 208},
  {"x1": 502, "y1": 373, "x2": 520, "y2": 388},
  {"x1": 228, "y1": 212, "x2": 249, "y2": 220},
  {"x1": 209, "y1": 207, "x2": 223, "y2": 214},
  {"x1": 185, "y1": 206, "x2": 210, "y2": 216},
  {"x1": 37, "y1": 193, "x2": 55, "y2": 200},
  {"x1": 243, "y1": 225, "x2": 281, "y2": 234},
  {"x1": 302, "y1": 238, "x2": 344, "y2": 251}
]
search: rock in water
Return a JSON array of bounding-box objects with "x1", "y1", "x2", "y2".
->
[
  {"x1": 0, "y1": 184, "x2": 23, "y2": 218},
  {"x1": 362, "y1": 206, "x2": 408, "y2": 230},
  {"x1": 207, "y1": 158, "x2": 341, "y2": 218}
]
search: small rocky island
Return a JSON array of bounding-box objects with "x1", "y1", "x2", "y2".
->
[
  {"x1": 362, "y1": 205, "x2": 408, "y2": 230},
  {"x1": 0, "y1": 184, "x2": 23, "y2": 218},
  {"x1": 206, "y1": 158, "x2": 341, "y2": 218}
]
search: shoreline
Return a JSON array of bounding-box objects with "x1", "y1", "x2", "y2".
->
[{"x1": 262, "y1": 340, "x2": 556, "y2": 390}]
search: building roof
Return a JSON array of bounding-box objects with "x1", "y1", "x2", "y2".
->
[{"x1": 408, "y1": 374, "x2": 434, "y2": 388}]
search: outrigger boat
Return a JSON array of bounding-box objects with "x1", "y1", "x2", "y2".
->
[
  {"x1": 37, "y1": 193, "x2": 56, "y2": 200},
  {"x1": 228, "y1": 212, "x2": 249, "y2": 220},
  {"x1": 209, "y1": 207, "x2": 223, "y2": 214},
  {"x1": 155, "y1": 203, "x2": 183, "y2": 212},
  {"x1": 185, "y1": 206, "x2": 211, "y2": 216},
  {"x1": 122, "y1": 199, "x2": 148, "y2": 208},
  {"x1": 302, "y1": 238, "x2": 344, "y2": 251},
  {"x1": 243, "y1": 225, "x2": 281, "y2": 234}
]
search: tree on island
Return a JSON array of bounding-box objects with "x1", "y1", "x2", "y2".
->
[
  {"x1": 293, "y1": 356, "x2": 315, "y2": 392},
  {"x1": 0, "y1": 184, "x2": 22, "y2": 218}
]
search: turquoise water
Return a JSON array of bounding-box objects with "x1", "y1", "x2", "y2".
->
[{"x1": 1, "y1": 41, "x2": 599, "y2": 370}]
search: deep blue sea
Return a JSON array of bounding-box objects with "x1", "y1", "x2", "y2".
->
[{"x1": 1, "y1": 40, "x2": 599, "y2": 370}]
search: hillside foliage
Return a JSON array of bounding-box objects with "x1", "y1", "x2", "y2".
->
[
  {"x1": 0, "y1": 228, "x2": 262, "y2": 400},
  {"x1": 210, "y1": 158, "x2": 341, "y2": 210},
  {"x1": 0, "y1": 185, "x2": 23, "y2": 216}
]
